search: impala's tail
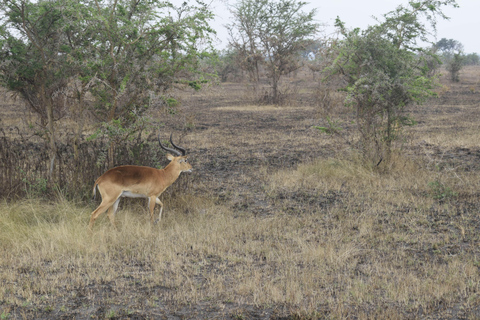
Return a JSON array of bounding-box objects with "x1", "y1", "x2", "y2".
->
[{"x1": 93, "y1": 184, "x2": 98, "y2": 200}]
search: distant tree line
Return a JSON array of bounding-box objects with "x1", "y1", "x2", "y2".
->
[
  {"x1": 435, "y1": 38, "x2": 479, "y2": 65},
  {"x1": 434, "y1": 37, "x2": 479, "y2": 82}
]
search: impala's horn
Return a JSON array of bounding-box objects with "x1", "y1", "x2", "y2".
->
[
  {"x1": 158, "y1": 133, "x2": 182, "y2": 156},
  {"x1": 169, "y1": 133, "x2": 186, "y2": 156}
]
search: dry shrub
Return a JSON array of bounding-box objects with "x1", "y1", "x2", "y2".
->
[
  {"x1": 0, "y1": 132, "x2": 175, "y2": 200},
  {"x1": 241, "y1": 80, "x2": 302, "y2": 107},
  {"x1": 314, "y1": 85, "x2": 346, "y2": 119}
]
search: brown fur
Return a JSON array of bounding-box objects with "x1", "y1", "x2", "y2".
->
[{"x1": 89, "y1": 154, "x2": 192, "y2": 229}]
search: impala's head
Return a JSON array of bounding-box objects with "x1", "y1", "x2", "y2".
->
[{"x1": 158, "y1": 133, "x2": 193, "y2": 173}]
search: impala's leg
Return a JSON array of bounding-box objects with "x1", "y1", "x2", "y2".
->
[
  {"x1": 89, "y1": 200, "x2": 113, "y2": 230},
  {"x1": 148, "y1": 196, "x2": 157, "y2": 224},
  {"x1": 89, "y1": 187, "x2": 121, "y2": 230},
  {"x1": 155, "y1": 197, "x2": 164, "y2": 223},
  {"x1": 106, "y1": 197, "x2": 121, "y2": 229}
]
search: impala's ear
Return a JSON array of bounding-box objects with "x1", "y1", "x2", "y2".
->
[{"x1": 167, "y1": 153, "x2": 174, "y2": 160}]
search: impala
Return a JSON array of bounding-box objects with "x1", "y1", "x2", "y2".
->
[{"x1": 88, "y1": 133, "x2": 192, "y2": 229}]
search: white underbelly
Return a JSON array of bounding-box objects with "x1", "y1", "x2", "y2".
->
[{"x1": 121, "y1": 191, "x2": 148, "y2": 198}]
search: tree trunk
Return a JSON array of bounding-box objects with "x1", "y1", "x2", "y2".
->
[
  {"x1": 43, "y1": 83, "x2": 57, "y2": 184},
  {"x1": 272, "y1": 67, "x2": 279, "y2": 104},
  {"x1": 73, "y1": 90, "x2": 86, "y2": 185},
  {"x1": 107, "y1": 93, "x2": 118, "y2": 168},
  {"x1": 383, "y1": 104, "x2": 395, "y2": 164}
]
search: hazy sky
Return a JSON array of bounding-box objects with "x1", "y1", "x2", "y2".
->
[{"x1": 174, "y1": 0, "x2": 480, "y2": 54}]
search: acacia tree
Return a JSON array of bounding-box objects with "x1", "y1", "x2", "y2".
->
[
  {"x1": 0, "y1": 0, "x2": 80, "y2": 182},
  {"x1": 325, "y1": 0, "x2": 458, "y2": 166},
  {"x1": 78, "y1": 0, "x2": 215, "y2": 168},
  {"x1": 227, "y1": 0, "x2": 267, "y2": 82},
  {"x1": 258, "y1": 0, "x2": 317, "y2": 103},
  {"x1": 228, "y1": 0, "x2": 318, "y2": 104}
]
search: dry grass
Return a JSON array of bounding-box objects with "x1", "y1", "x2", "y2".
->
[
  {"x1": 1, "y1": 66, "x2": 480, "y2": 319},
  {"x1": 215, "y1": 105, "x2": 282, "y2": 112},
  {"x1": 1, "y1": 154, "x2": 480, "y2": 318}
]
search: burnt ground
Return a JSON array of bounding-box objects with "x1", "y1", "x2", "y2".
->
[{"x1": 174, "y1": 76, "x2": 480, "y2": 218}]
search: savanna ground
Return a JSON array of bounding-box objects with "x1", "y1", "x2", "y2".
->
[{"x1": 1, "y1": 66, "x2": 480, "y2": 319}]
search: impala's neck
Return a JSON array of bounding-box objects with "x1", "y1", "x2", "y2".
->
[{"x1": 159, "y1": 161, "x2": 182, "y2": 186}]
